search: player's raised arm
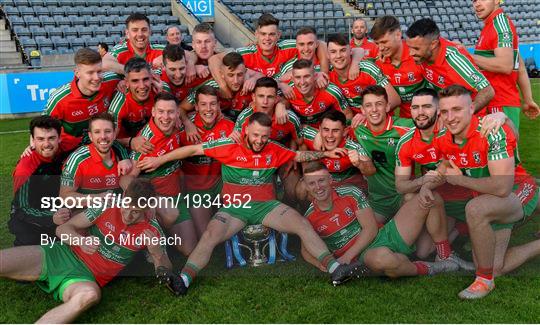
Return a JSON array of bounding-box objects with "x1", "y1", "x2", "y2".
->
[
  {"x1": 137, "y1": 143, "x2": 204, "y2": 172},
  {"x1": 294, "y1": 148, "x2": 347, "y2": 162}
]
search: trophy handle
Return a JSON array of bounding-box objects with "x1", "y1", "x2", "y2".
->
[
  {"x1": 231, "y1": 234, "x2": 248, "y2": 267},
  {"x1": 266, "y1": 230, "x2": 277, "y2": 264},
  {"x1": 225, "y1": 240, "x2": 234, "y2": 269},
  {"x1": 278, "y1": 233, "x2": 296, "y2": 261}
]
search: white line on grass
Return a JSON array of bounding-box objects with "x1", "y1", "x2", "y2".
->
[{"x1": 0, "y1": 130, "x2": 27, "y2": 135}]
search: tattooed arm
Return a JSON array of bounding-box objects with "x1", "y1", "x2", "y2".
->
[{"x1": 294, "y1": 148, "x2": 347, "y2": 162}]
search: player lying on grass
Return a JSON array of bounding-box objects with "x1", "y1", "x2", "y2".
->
[
  {"x1": 0, "y1": 178, "x2": 180, "y2": 323},
  {"x1": 301, "y1": 162, "x2": 461, "y2": 279},
  {"x1": 420, "y1": 85, "x2": 540, "y2": 299},
  {"x1": 137, "y1": 112, "x2": 365, "y2": 294}
]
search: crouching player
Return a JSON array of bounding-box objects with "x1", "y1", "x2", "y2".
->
[
  {"x1": 0, "y1": 178, "x2": 182, "y2": 323},
  {"x1": 302, "y1": 162, "x2": 460, "y2": 278}
]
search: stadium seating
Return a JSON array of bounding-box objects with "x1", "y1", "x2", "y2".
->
[{"x1": 0, "y1": 0, "x2": 190, "y2": 58}]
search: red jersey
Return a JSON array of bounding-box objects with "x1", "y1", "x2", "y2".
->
[
  {"x1": 202, "y1": 138, "x2": 296, "y2": 202},
  {"x1": 475, "y1": 8, "x2": 520, "y2": 108},
  {"x1": 61, "y1": 144, "x2": 120, "y2": 194},
  {"x1": 420, "y1": 38, "x2": 490, "y2": 110},
  {"x1": 304, "y1": 186, "x2": 370, "y2": 257},
  {"x1": 73, "y1": 206, "x2": 165, "y2": 287},
  {"x1": 375, "y1": 41, "x2": 427, "y2": 118},
  {"x1": 234, "y1": 106, "x2": 302, "y2": 145},
  {"x1": 329, "y1": 60, "x2": 389, "y2": 113},
  {"x1": 110, "y1": 41, "x2": 164, "y2": 66},
  {"x1": 131, "y1": 119, "x2": 182, "y2": 196},
  {"x1": 350, "y1": 37, "x2": 379, "y2": 60},
  {"x1": 159, "y1": 68, "x2": 208, "y2": 102},
  {"x1": 287, "y1": 83, "x2": 348, "y2": 127},
  {"x1": 236, "y1": 40, "x2": 298, "y2": 77},
  {"x1": 186, "y1": 79, "x2": 252, "y2": 121},
  {"x1": 180, "y1": 114, "x2": 234, "y2": 191},
  {"x1": 44, "y1": 73, "x2": 121, "y2": 152}
]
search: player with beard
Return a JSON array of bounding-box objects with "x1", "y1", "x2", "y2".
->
[
  {"x1": 180, "y1": 52, "x2": 260, "y2": 122},
  {"x1": 327, "y1": 33, "x2": 401, "y2": 116},
  {"x1": 350, "y1": 18, "x2": 379, "y2": 60},
  {"x1": 137, "y1": 112, "x2": 367, "y2": 293},
  {"x1": 9, "y1": 117, "x2": 69, "y2": 246},
  {"x1": 370, "y1": 16, "x2": 428, "y2": 118},
  {"x1": 405, "y1": 18, "x2": 495, "y2": 115},
  {"x1": 122, "y1": 93, "x2": 197, "y2": 257},
  {"x1": 43, "y1": 48, "x2": 121, "y2": 153},
  {"x1": 60, "y1": 113, "x2": 131, "y2": 207},
  {"x1": 419, "y1": 85, "x2": 540, "y2": 299}
]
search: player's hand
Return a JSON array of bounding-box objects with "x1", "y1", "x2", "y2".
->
[
  {"x1": 241, "y1": 76, "x2": 257, "y2": 95},
  {"x1": 195, "y1": 64, "x2": 210, "y2": 79},
  {"x1": 80, "y1": 236, "x2": 100, "y2": 254},
  {"x1": 348, "y1": 61, "x2": 360, "y2": 80},
  {"x1": 422, "y1": 170, "x2": 445, "y2": 186},
  {"x1": 52, "y1": 208, "x2": 71, "y2": 225},
  {"x1": 418, "y1": 186, "x2": 435, "y2": 209},
  {"x1": 275, "y1": 102, "x2": 289, "y2": 125},
  {"x1": 279, "y1": 70, "x2": 292, "y2": 82},
  {"x1": 324, "y1": 147, "x2": 348, "y2": 159},
  {"x1": 137, "y1": 156, "x2": 162, "y2": 172},
  {"x1": 184, "y1": 120, "x2": 202, "y2": 144},
  {"x1": 279, "y1": 83, "x2": 295, "y2": 100},
  {"x1": 314, "y1": 72, "x2": 329, "y2": 89},
  {"x1": 117, "y1": 80, "x2": 128, "y2": 94},
  {"x1": 443, "y1": 159, "x2": 463, "y2": 185},
  {"x1": 117, "y1": 159, "x2": 133, "y2": 176},
  {"x1": 480, "y1": 112, "x2": 505, "y2": 137},
  {"x1": 131, "y1": 136, "x2": 155, "y2": 154},
  {"x1": 185, "y1": 61, "x2": 196, "y2": 84},
  {"x1": 282, "y1": 160, "x2": 296, "y2": 178},
  {"x1": 351, "y1": 113, "x2": 366, "y2": 128},
  {"x1": 347, "y1": 149, "x2": 361, "y2": 167},
  {"x1": 20, "y1": 145, "x2": 34, "y2": 158},
  {"x1": 151, "y1": 74, "x2": 163, "y2": 94},
  {"x1": 522, "y1": 99, "x2": 540, "y2": 119},
  {"x1": 229, "y1": 130, "x2": 242, "y2": 143},
  {"x1": 152, "y1": 56, "x2": 164, "y2": 70},
  {"x1": 313, "y1": 132, "x2": 325, "y2": 151}
]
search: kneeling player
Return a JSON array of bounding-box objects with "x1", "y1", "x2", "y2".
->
[{"x1": 0, "y1": 179, "x2": 179, "y2": 323}]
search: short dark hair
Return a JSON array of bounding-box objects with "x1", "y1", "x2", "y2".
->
[
  {"x1": 370, "y1": 15, "x2": 401, "y2": 41},
  {"x1": 195, "y1": 85, "x2": 219, "y2": 103},
  {"x1": 296, "y1": 26, "x2": 317, "y2": 37},
  {"x1": 74, "y1": 48, "x2": 101, "y2": 65},
  {"x1": 222, "y1": 52, "x2": 244, "y2": 70},
  {"x1": 248, "y1": 111, "x2": 272, "y2": 127},
  {"x1": 302, "y1": 161, "x2": 327, "y2": 175},
  {"x1": 166, "y1": 25, "x2": 181, "y2": 34},
  {"x1": 361, "y1": 85, "x2": 388, "y2": 103},
  {"x1": 193, "y1": 22, "x2": 214, "y2": 36},
  {"x1": 320, "y1": 110, "x2": 346, "y2": 126},
  {"x1": 162, "y1": 44, "x2": 185, "y2": 65},
  {"x1": 30, "y1": 116, "x2": 61, "y2": 137},
  {"x1": 89, "y1": 112, "x2": 115, "y2": 130},
  {"x1": 438, "y1": 85, "x2": 472, "y2": 99},
  {"x1": 327, "y1": 33, "x2": 349, "y2": 47},
  {"x1": 124, "y1": 57, "x2": 151, "y2": 75},
  {"x1": 257, "y1": 13, "x2": 279, "y2": 28},
  {"x1": 253, "y1": 77, "x2": 278, "y2": 92},
  {"x1": 154, "y1": 91, "x2": 179, "y2": 106},
  {"x1": 292, "y1": 58, "x2": 313, "y2": 71},
  {"x1": 124, "y1": 178, "x2": 156, "y2": 208},
  {"x1": 413, "y1": 88, "x2": 439, "y2": 102},
  {"x1": 406, "y1": 18, "x2": 440, "y2": 40},
  {"x1": 97, "y1": 42, "x2": 109, "y2": 52},
  {"x1": 125, "y1": 13, "x2": 150, "y2": 28}
]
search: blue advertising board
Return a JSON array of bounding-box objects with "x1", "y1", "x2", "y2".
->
[
  {"x1": 181, "y1": 0, "x2": 214, "y2": 17},
  {"x1": 0, "y1": 70, "x2": 73, "y2": 115}
]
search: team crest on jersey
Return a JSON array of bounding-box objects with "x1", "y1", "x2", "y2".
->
[
  {"x1": 354, "y1": 86, "x2": 362, "y2": 93},
  {"x1": 333, "y1": 160, "x2": 341, "y2": 170},
  {"x1": 344, "y1": 207, "x2": 353, "y2": 217},
  {"x1": 388, "y1": 138, "x2": 395, "y2": 146},
  {"x1": 459, "y1": 153, "x2": 468, "y2": 165},
  {"x1": 219, "y1": 130, "x2": 227, "y2": 138},
  {"x1": 437, "y1": 76, "x2": 445, "y2": 86},
  {"x1": 265, "y1": 154, "x2": 272, "y2": 166},
  {"x1": 276, "y1": 130, "x2": 284, "y2": 139},
  {"x1": 408, "y1": 72, "x2": 416, "y2": 82},
  {"x1": 103, "y1": 97, "x2": 111, "y2": 108},
  {"x1": 319, "y1": 102, "x2": 326, "y2": 110},
  {"x1": 473, "y1": 151, "x2": 481, "y2": 164}
]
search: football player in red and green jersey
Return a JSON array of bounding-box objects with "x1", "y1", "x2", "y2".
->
[
  {"x1": 60, "y1": 113, "x2": 131, "y2": 207},
  {"x1": 286, "y1": 59, "x2": 352, "y2": 128},
  {"x1": 327, "y1": 33, "x2": 401, "y2": 116},
  {"x1": 122, "y1": 93, "x2": 196, "y2": 257},
  {"x1": 353, "y1": 85, "x2": 413, "y2": 223},
  {"x1": 471, "y1": 0, "x2": 540, "y2": 130},
  {"x1": 180, "y1": 86, "x2": 234, "y2": 238},
  {"x1": 44, "y1": 48, "x2": 121, "y2": 153},
  {"x1": 137, "y1": 112, "x2": 367, "y2": 294},
  {"x1": 0, "y1": 178, "x2": 179, "y2": 323},
  {"x1": 405, "y1": 18, "x2": 495, "y2": 116},
  {"x1": 370, "y1": 16, "x2": 428, "y2": 119},
  {"x1": 421, "y1": 85, "x2": 540, "y2": 299}
]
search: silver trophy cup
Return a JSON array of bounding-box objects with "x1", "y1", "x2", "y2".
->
[{"x1": 239, "y1": 224, "x2": 271, "y2": 267}]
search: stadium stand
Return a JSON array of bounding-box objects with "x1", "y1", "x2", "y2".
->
[{"x1": 0, "y1": 0, "x2": 190, "y2": 65}]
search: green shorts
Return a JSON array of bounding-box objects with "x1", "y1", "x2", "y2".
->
[
  {"x1": 369, "y1": 195, "x2": 402, "y2": 222},
  {"x1": 360, "y1": 219, "x2": 415, "y2": 262},
  {"x1": 502, "y1": 106, "x2": 521, "y2": 131},
  {"x1": 37, "y1": 243, "x2": 95, "y2": 301},
  {"x1": 174, "y1": 196, "x2": 192, "y2": 224},
  {"x1": 217, "y1": 200, "x2": 281, "y2": 225}
]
